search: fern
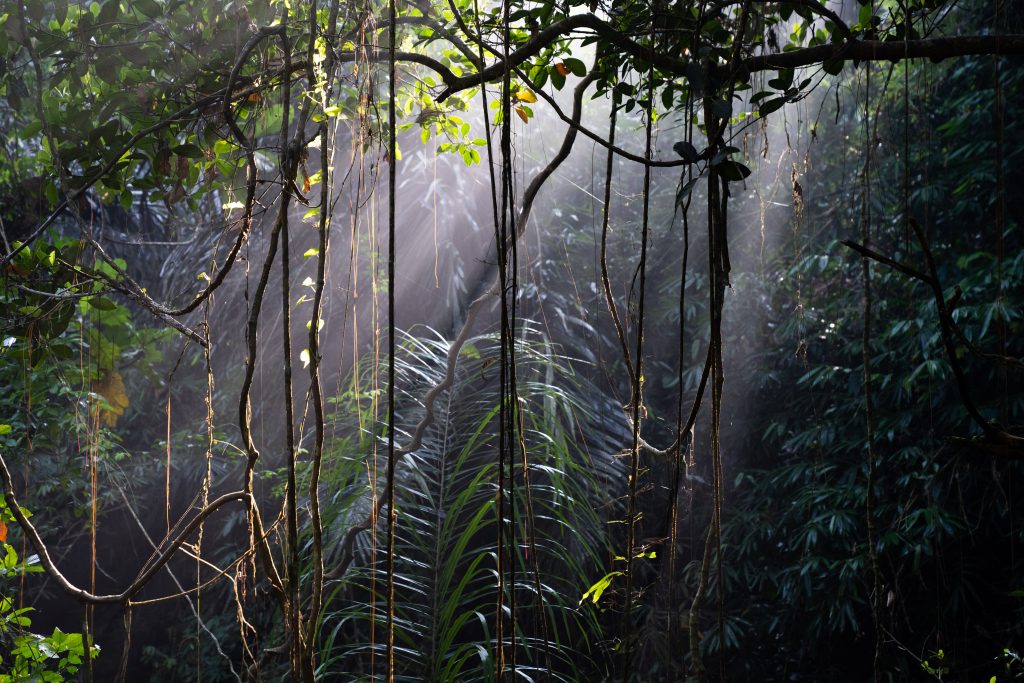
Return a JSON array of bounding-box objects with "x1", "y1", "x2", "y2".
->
[{"x1": 312, "y1": 325, "x2": 624, "y2": 681}]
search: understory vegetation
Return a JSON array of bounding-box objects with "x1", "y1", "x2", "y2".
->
[{"x1": 0, "y1": 0, "x2": 1022, "y2": 680}]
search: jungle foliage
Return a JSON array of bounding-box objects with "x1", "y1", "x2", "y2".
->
[{"x1": 0, "y1": 0, "x2": 1022, "y2": 680}]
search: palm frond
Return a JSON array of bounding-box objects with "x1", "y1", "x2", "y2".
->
[{"x1": 311, "y1": 324, "x2": 625, "y2": 681}]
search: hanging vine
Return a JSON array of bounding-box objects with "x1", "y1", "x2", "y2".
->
[{"x1": 1, "y1": 0, "x2": 1022, "y2": 680}]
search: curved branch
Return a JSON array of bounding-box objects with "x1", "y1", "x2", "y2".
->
[
  {"x1": 1, "y1": 27, "x2": 313, "y2": 345},
  {"x1": 54, "y1": 228, "x2": 209, "y2": 345},
  {"x1": 234, "y1": 30, "x2": 293, "y2": 609},
  {"x1": 6, "y1": 21, "x2": 1022, "y2": 281},
  {"x1": 223, "y1": 26, "x2": 287, "y2": 148},
  {"x1": 151, "y1": 26, "x2": 293, "y2": 324},
  {"x1": 513, "y1": 65, "x2": 695, "y2": 168},
  {"x1": 707, "y1": 0, "x2": 851, "y2": 39},
  {"x1": 336, "y1": 49, "x2": 459, "y2": 89},
  {"x1": 0, "y1": 448, "x2": 251, "y2": 605},
  {"x1": 394, "y1": 15, "x2": 484, "y2": 69}
]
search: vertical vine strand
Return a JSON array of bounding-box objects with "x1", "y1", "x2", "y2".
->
[
  {"x1": 306, "y1": 0, "x2": 342, "y2": 677},
  {"x1": 387, "y1": 0, "x2": 398, "y2": 676},
  {"x1": 502, "y1": 0, "x2": 519, "y2": 670},
  {"x1": 196, "y1": 318, "x2": 215, "y2": 680},
  {"x1": 861, "y1": 55, "x2": 882, "y2": 683},
  {"x1": 621, "y1": 22, "x2": 655, "y2": 680},
  {"x1": 234, "y1": 26, "x2": 289, "y2": 613},
  {"x1": 274, "y1": 11, "x2": 302, "y2": 679},
  {"x1": 495, "y1": 0, "x2": 513, "y2": 674},
  {"x1": 461, "y1": 1, "x2": 507, "y2": 671},
  {"x1": 713, "y1": 170, "x2": 727, "y2": 683},
  {"x1": 668, "y1": 93, "x2": 695, "y2": 678}
]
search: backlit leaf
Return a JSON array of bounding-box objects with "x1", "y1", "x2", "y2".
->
[{"x1": 515, "y1": 89, "x2": 538, "y2": 103}]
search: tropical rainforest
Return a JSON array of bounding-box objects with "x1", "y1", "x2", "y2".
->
[{"x1": 0, "y1": 0, "x2": 1022, "y2": 680}]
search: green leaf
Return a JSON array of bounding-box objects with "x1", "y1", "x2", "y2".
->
[
  {"x1": 530, "y1": 66, "x2": 548, "y2": 90},
  {"x1": 134, "y1": 0, "x2": 160, "y2": 17},
  {"x1": 676, "y1": 175, "x2": 701, "y2": 203},
  {"x1": 661, "y1": 85, "x2": 675, "y2": 111},
  {"x1": 768, "y1": 68, "x2": 794, "y2": 90},
  {"x1": 86, "y1": 297, "x2": 116, "y2": 311},
  {"x1": 717, "y1": 160, "x2": 751, "y2": 182},
  {"x1": 563, "y1": 57, "x2": 587, "y2": 77},
  {"x1": 97, "y1": 0, "x2": 120, "y2": 24},
  {"x1": 758, "y1": 97, "x2": 787, "y2": 118},
  {"x1": 673, "y1": 141, "x2": 699, "y2": 163},
  {"x1": 171, "y1": 143, "x2": 203, "y2": 158},
  {"x1": 822, "y1": 58, "x2": 844, "y2": 76},
  {"x1": 580, "y1": 571, "x2": 622, "y2": 606},
  {"x1": 858, "y1": 3, "x2": 873, "y2": 27},
  {"x1": 550, "y1": 67, "x2": 566, "y2": 91}
]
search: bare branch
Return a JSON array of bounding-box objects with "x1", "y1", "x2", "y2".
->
[{"x1": 0, "y1": 447, "x2": 252, "y2": 605}]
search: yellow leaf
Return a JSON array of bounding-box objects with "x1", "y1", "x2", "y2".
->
[
  {"x1": 515, "y1": 106, "x2": 529, "y2": 124},
  {"x1": 515, "y1": 89, "x2": 538, "y2": 103},
  {"x1": 92, "y1": 370, "x2": 129, "y2": 427}
]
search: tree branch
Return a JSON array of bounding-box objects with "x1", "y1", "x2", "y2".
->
[
  {"x1": 744, "y1": 35, "x2": 1024, "y2": 72},
  {"x1": 426, "y1": 12, "x2": 1024, "y2": 101},
  {"x1": 513, "y1": 65, "x2": 695, "y2": 168},
  {"x1": 842, "y1": 225, "x2": 1024, "y2": 457},
  {"x1": 0, "y1": 447, "x2": 252, "y2": 604}
]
